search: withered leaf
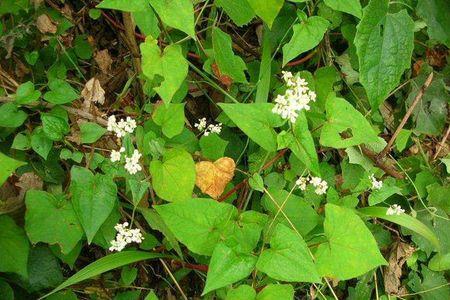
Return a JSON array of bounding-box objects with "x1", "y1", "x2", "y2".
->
[
  {"x1": 81, "y1": 77, "x2": 105, "y2": 110},
  {"x1": 195, "y1": 157, "x2": 235, "y2": 199},
  {"x1": 384, "y1": 241, "x2": 415, "y2": 295},
  {"x1": 36, "y1": 14, "x2": 57, "y2": 34},
  {"x1": 94, "y1": 49, "x2": 113, "y2": 74}
]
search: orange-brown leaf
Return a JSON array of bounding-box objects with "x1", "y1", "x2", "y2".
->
[{"x1": 195, "y1": 157, "x2": 235, "y2": 199}]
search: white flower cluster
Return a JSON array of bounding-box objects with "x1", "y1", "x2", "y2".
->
[
  {"x1": 272, "y1": 71, "x2": 316, "y2": 123},
  {"x1": 194, "y1": 118, "x2": 222, "y2": 136},
  {"x1": 369, "y1": 174, "x2": 383, "y2": 190},
  {"x1": 110, "y1": 147, "x2": 125, "y2": 162},
  {"x1": 124, "y1": 150, "x2": 142, "y2": 175},
  {"x1": 107, "y1": 115, "x2": 137, "y2": 138},
  {"x1": 109, "y1": 222, "x2": 144, "y2": 252},
  {"x1": 386, "y1": 204, "x2": 405, "y2": 216},
  {"x1": 295, "y1": 176, "x2": 328, "y2": 195}
]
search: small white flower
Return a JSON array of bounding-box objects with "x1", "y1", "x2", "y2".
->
[
  {"x1": 386, "y1": 204, "x2": 405, "y2": 216},
  {"x1": 206, "y1": 123, "x2": 222, "y2": 135},
  {"x1": 370, "y1": 174, "x2": 383, "y2": 190},
  {"x1": 295, "y1": 177, "x2": 309, "y2": 191},
  {"x1": 107, "y1": 115, "x2": 137, "y2": 138},
  {"x1": 194, "y1": 117, "x2": 207, "y2": 131},
  {"x1": 109, "y1": 222, "x2": 144, "y2": 252},
  {"x1": 272, "y1": 71, "x2": 316, "y2": 123},
  {"x1": 124, "y1": 149, "x2": 142, "y2": 175},
  {"x1": 309, "y1": 176, "x2": 328, "y2": 195},
  {"x1": 110, "y1": 147, "x2": 125, "y2": 163}
]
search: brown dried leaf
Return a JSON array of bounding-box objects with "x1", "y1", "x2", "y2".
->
[
  {"x1": 212, "y1": 63, "x2": 233, "y2": 89},
  {"x1": 81, "y1": 77, "x2": 105, "y2": 111},
  {"x1": 195, "y1": 157, "x2": 235, "y2": 199},
  {"x1": 36, "y1": 14, "x2": 57, "y2": 34},
  {"x1": 95, "y1": 49, "x2": 113, "y2": 74},
  {"x1": 384, "y1": 241, "x2": 415, "y2": 295},
  {"x1": 15, "y1": 172, "x2": 43, "y2": 199}
]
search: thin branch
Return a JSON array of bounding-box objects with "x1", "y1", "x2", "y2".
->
[
  {"x1": 378, "y1": 72, "x2": 434, "y2": 160},
  {"x1": 433, "y1": 124, "x2": 450, "y2": 160}
]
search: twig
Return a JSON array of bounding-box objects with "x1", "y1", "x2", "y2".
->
[
  {"x1": 361, "y1": 145, "x2": 404, "y2": 179},
  {"x1": 378, "y1": 72, "x2": 434, "y2": 160},
  {"x1": 286, "y1": 50, "x2": 317, "y2": 67},
  {"x1": 159, "y1": 259, "x2": 188, "y2": 300},
  {"x1": 433, "y1": 124, "x2": 450, "y2": 160}
]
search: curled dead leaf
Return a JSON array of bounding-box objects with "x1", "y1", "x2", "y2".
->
[
  {"x1": 384, "y1": 241, "x2": 415, "y2": 296},
  {"x1": 81, "y1": 77, "x2": 105, "y2": 111},
  {"x1": 36, "y1": 14, "x2": 57, "y2": 34},
  {"x1": 94, "y1": 49, "x2": 113, "y2": 74},
  {"x1": 195, "y1": 157, "x2": 235, "y2": 199}
]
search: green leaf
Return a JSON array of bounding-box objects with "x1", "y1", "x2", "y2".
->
[
  {"x1": 31, "y1": 127, "x2": 53, "y2": 159},
  {"x1": 212, "y1": 28, "x2": 247, "y2": 83},
  {"x1": 358, "y1": 206, "x2": 441, "y2": 251},
  {"x1": 395, "y1": 129, "x2": 411, "y2": 152},
  {"x1": 11, "y1": 132, "x2": 30, "y2": 150},
  {"x1": 216, "y1": 0, "x2": 255, "y2": 26},
  {"x1": 97, "y1": 0, "x2": 148, "y2": 12},
  {"x1": 256, "y1": 284, "x2": 294, "y2": 300},
  {"x1": 203, "y1": 243, "x2": 257, "y2": 295},
  {"x1": 80, "y1": 122, "x2": 107, "y2": 144},
  {"x1": 262, "y1": 189, "x2": 320, "y2": 237},
  {"x1": 409, "y1": 266, "x2": 450, "y2": 300},
  {"x1": 0, "y1": 215, "x2": 29, "y2": 278},
  {"x1": 282, "y1": 16, "x2": 329, "y2": 66},
  {"x1": 199, "y1": 134, "x2": 229, "y2": 160},
  {"x1": 226, "y1": 285, "x2": 256, "y2": 300},
  {"x1": 0, "y1": 280, "x2": 13, "y2": 300},
  {"x1": 323, "y1": 0, "x2": 361, "y2": 18},
  {"x1": 25, "y1": 190, "x2": 84, "y2": 254},
  {"x1": 15, "y1": 81, "x2": 41, "y2": 104},
  {"x1": 153, "y1": 103, "x2": 185, "y2": 138},
  {"x1": 41, "y1": 251, "x2": 165, "y2": 299},
  {"x1": 128, "y1": 178, "x2": 150, "y2": 206},
  {"x1": 219, "y1": 103, "x2": 284, "y2": 152},
  {"x1": 320, "y1": 96, "x2": 378, "y2": 148},
  {"x1": 155, "y1": 198, "x2": 238, "y2": 255},
  {"x1": 141, "y1": 37, "x2": 188, "y2": 103},
  {"x1": 70, "y1": 166, "x2": 118, "y2": 243},
  {"x1": 245, "y1": 0, "x2": 283, "y2": 28},
  {"x1": 316, "y1": 204, "x2": 387, "y2": 280},
  {"x1": 290, "y1": 111, "x2": 320, "y2": 175},
  {"x1": 149, "y1": 148, "x2": 195, "y2": 202},
  {"x1": 41, "y1": 113, "x2": 70, "y2": 141},
  {"x1": 0, "y1": 151, "x2": 26, "y2": 186},
  {"x1": 27, "y1": 245, "x2": 63, "y2": 292},
  {"x1": 148, "y1": 0, "x2": 194, "y2": 37},
  {"x1": 256, "y1": 224, "x2": 320, "y2": 282},
  {"x1": 133, "y1": 7, "x2": 160, "y2": 38},
  {"x1": 43, "y1": 79, "x2": 79, "y2": 104},
  {"x1": 0, "y1": 102, "x2": 28, "y2": 128},
  {"x1": 355, "y1": 0, "x2": 414, "y2": 109},
  {"x1": 368, "y1": 178, "x2": 402, "y2": 206},
  {"x1": 427, "y1": 184, "x2": 450, "y2": 215},
  {"x1": 417, "y1": 0, "x2": 450, "y2": 47}
]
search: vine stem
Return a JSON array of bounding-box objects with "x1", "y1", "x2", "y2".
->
[{"x1": 378, "y1": 72, "x2": 434, "y2": 160}]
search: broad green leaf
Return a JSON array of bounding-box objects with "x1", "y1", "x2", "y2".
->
[
  {"x1": 41, "y1": 113, "x2": 70, "y2": 141},
  {"x1": 314, "y1": 66, "x2": 339, "y2": 110},
  {"x1": 262, "y1": 189, "x2": 319, "y2": 237},
  {"x1": 0, "y1": 215, "x2": 29, "y2": 278},
  {"x1": 43, "y1": 79, "x2": 79, "y2": 104},
  {"x1": 70, "y1": 166, "x2": 117, "y2": 243},
  {"x1": 203, "y1": 243, "x2": 257, "y2": 295},
  {"x1": 155, "y1": 198, "x2": 238, "y2": 255},
  {"x1": 219, "y1": 103, "x2": 284, "y2": 152},
  {"x1": 256, "y1": 284, "x2": 294, "y2": 300},
  {"x1": 290, "y1": 111, "x2": 320, "y2": 174},
  {"x1": 0, "y1": 280, "x2": 13, "y2": 300},
  {"x1": 429, "y1": 253, "x2": 450, "y2": 272},
  {"x1": 226, "y1": 285, "x2": 256, "y2": 300},
  {"x1": 41, "y1": 251, "x2": 164, "y2": 299},
  {"x1": 323, "y1": 0, "x2": 361, "y2": 18},
  {"x1": 27, "y1": 245, "x2": 63, "y2": 292},
  {"x1": 408, "y1": 266, "x2": 450, "y2": 300},
  {"x1": 15, "y1": 81, "x2": 41, "y2": 104},
  {"x1": 11, "y1": 132, "x2": 30, "y2": 150},
  {"x1": 148, "y1": 0, "x2": 194, "y2": 37},
  {"x1": 355, "y1": 0, "x2": 414, "y2": 109},
  {"x1": 47, "y1": 290, "x2": 78, "y2": 300},
  {"x1": 141, "y1": 37, "x2": 188, "y2": 103},
  {"x1": 97, "y1": 0, "x2": 148, "y2": 12},
  {"x1": 199, "y1": 134, "x2": 229, "y2": 160},
  {"x1": 31, "y1": 127, "x2": 53, "y2": 159},
  {"x1": 320, "y1": 96, "x2": 378, "y2": 148},
  {"x1": 395, "y1": 129, "x2": 412, "y2": 152},
  {"x1": 316, "y1": 204, "x2": 387, "y2": 280},
  {"x1": 149, "y1": 148, "x2": 195, "y2": 202},
  {"x1": 216, "y1": 0, "x2": 255, "y2": 26},
  {"x1": 368, "y1": 178, "x2": 402, "y2": 206},
  {"x1": 0, "y1": 102, "x2": 28, "y2": 128},
  {"x1": 92, "y1": 207, "x2": 121, "y2": 249},
  {"x1": 246, "y1": 0, "x2": 283, "y2": 28},
  {"x1": 427, "y1": 184, "x2": 450, "y2": 215},
  {"x1": 25, "y1": 190, "x2": 84, "y2": 254},
  {"x1": 80, "y1": 122, "x2": 107, "y2": 144},
  {"x1": 133, "y1": 8, "x2": 160, "y2": 38},
  {"x1": 153, "y1": 103, "x2": 185, "y2": 138},
  {"x1": 256, "y1": 224, "x2": 320, "y2": 282},
  {"x1": 212, "y1": 28, "x2": 247, "y2": 83},
  {"x1": 0, "y1": 151, "x2": 26, "y2": 186},
  {"x1": 417, "y1": 0, "x2": 450, "y2": 47},
  {"x1": 128, "y1": 178, "x2": 150, "y2": 206},
  {"x1": 282, "y1": 16, "x2": 329, "y2": 66},
  {"x1": 441, "y1": 156, "x2": 450, "y2": 174}
]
